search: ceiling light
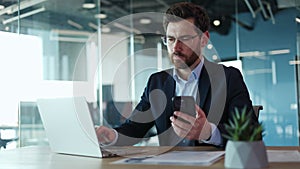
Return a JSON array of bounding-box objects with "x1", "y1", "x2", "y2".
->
[
  {"x1": 88, "y1": 22, "x2": 98, "y2": 30},
  {"x1": 101, "y1": 26, "x2": 111, "y2": 33},
  {"x1": 0, "y1": 0, "x2": 47, "y2": 16},
  {"x1": 239, "y1": 51, "x2": 265, "y2": 57},
  {"x1": 82, "y1": 0, "x2": 96, "y2": 9},
  {"x1": 94, "y1": 13, "x2": 107, "y2": 19},
  {"x1": 113, "y1": 22, "x2": 141, "y2": 34},
  {"x1": 213, "y1": 20, "x2": 221, "y2": 26},
  {"x1": 207, "y1": 44, "x2": 213, "y2": 49},
  {"x1": 268, "y1": 49, "x2": 290, "y2": 55},
  {"x1": 50, "y1": 29, "x2": 91, "y2": 43},
  {"x1": 2, "y1": 6, "x2": 46, "y2": 25},
  {"x1": 296, "y1": 17, "x2": 300, "y2": 23},
  {"x1": 88, "y1": 22, "x2": 110, "y2": 33},
  {"x1": 140, "y1": 18, "x2": 151, "y2": 24},
  {"x1": 289, "y1": 60, "x2": 300, "y2": 65},
  {"x1": 51, "y1": 29, "x2": 91, "y2": 36},
  {"x1": 0, "y1": 5, "x2": 4, "y2": 10},
  {"x1": 67, "y1": 20, "x2": 83, "y2": 29},
  {"x1": 212, "y1": 55, "x2": 218, "y2": 60}
]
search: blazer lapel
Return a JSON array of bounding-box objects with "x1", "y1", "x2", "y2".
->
[
  {"x1": 155, "y1": 70, "x2": 175, "y2": 132},
  {"x1": 198, "y1": 66, "x2": 211, "y2": 110},
  {"x1": 163, "y1": 72, "x2": 176, "y2": 115}
]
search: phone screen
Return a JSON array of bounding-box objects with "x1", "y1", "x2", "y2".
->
[{"x1": 172, "y1": 96, "x2": 196, "y2": 117}]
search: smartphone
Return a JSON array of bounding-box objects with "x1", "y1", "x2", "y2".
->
[{"x1": 172, "y1": 96, "x2": 196, "y2": 117}]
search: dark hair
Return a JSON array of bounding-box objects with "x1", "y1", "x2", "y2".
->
[{"x1": 163, "y1": 2, "x2": 210, "y2": 34}]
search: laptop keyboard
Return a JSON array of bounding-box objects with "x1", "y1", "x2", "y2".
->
[{"x1": 101, "y1": 146, "x2": 148, "y2": 157}]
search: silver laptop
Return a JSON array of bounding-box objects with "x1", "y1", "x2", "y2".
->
[{"x1": 37, "y1": 97, "x2": 144, "y2": 158}]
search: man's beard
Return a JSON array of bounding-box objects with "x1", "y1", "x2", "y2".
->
[{"x1": 171, "y1": 51, "x2": 200, "y2": 69}]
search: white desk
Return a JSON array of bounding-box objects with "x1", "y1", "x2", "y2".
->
[{"x1": 0, "y1": 146, "x2": 299, "y2": 169}]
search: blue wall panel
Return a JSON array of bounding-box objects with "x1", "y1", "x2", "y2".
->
[{"x1": 210, "y1": 8, "x2": 299, "y2": 146}]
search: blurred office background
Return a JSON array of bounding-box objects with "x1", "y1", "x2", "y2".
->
[{"x1": 0, "y1": 0, "x2": 299, "y2": 149}]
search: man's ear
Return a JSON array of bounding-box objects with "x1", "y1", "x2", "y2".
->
[{"x1": 201, "y1": 31, "x2": 210, "y2": 48}]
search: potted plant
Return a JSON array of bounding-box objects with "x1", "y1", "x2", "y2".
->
[{"x1": 223, "y1": 107, "x2": 268, "y2": 168}]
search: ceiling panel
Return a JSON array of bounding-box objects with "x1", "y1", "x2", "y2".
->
[{"x1": 0, "y1": 0, "x2": 286, "y2": 35}]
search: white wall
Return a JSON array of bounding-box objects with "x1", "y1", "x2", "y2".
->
[
  {"x1": 101, "y1": 34, "x2": 130, "y2": 101},
  {"x1": 0, "y1": 32, "x2": 43, "y2": 126}
]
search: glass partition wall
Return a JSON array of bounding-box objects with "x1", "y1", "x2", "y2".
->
[
  {"x1": 0, "y1": 0, "x2": 299, "y2": 149},
  {"x1": 238, "y1": 0, "x2": 300, "y2": 146}
]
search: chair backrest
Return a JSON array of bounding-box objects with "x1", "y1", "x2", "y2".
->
[
  {"x1": 253, "y1": 105, "x2": 263, "y2": 118},
  {"x1": 104, "y1": 101, "x2": 133, "y2": 127}
]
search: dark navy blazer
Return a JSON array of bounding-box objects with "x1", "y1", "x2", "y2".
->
[{"x1": 115, "y1": 59, "x2": 257, "y2": 147}]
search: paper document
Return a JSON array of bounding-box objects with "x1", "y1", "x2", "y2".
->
[
  {"x1": 267, "y1": 150, "x2": 300, "y2": 162},
  {"x1": 113, "y1": 151, "x2": 225, "y2": 166}
]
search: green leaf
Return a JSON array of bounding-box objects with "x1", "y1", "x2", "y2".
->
[
  {"x1": 223, "y1": 105, "x2": 264, "y2": 141},
  {"x1": 228, "y1": 119, "x2": 235, "y2": 128},
  {"x1": 240, "y1": 118, "x2": 250, "y2": 131}
]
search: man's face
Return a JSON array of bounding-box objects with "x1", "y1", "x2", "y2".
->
[{"x1": 166, "y1": 18, "x2": 202, "y2": 69}]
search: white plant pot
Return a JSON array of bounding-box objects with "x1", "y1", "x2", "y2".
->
[{"x1": 224, "y1": 140, "x2": 269, "y2": 169}]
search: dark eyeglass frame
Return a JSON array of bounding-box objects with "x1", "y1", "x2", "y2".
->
[{"x1": 161, "y1": 34, "x2": 201, "y2": 46}]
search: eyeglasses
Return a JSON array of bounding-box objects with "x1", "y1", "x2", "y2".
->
[{"x1": 161, "y1": 34, "x2": 200, "y2": 46}]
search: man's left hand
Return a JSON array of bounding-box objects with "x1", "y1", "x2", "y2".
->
[{"x1": 170, "y1": 104, "x2": 212, "y2": 141}]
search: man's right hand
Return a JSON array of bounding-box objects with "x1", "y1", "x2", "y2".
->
[{"x1": 95, "y1": 126, "x2": 116, "y2": 145}]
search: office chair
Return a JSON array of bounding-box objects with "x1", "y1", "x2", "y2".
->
[
  {"x1": 104, "y1": 101, "x2": 157, "y2": 145},
  {"x1": 104, "y1": 101, "x2": 133, "y2": 128},
  {"x1": 253, "y1": 105, "x2": 263, "y2": 118},
  {"x1": 0, "y1": 132, "x2": 18, "y2": 149}
]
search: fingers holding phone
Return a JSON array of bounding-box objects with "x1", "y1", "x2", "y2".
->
[
  {"x1": 170, "y1": 96, "x2": 211, "y2": 140},
  {"x1": 172, "y1": 96, "x2": 196, "y2": 120},
  {"x1": 170, "y1": 96, "x2": 196, "y2": 136}
]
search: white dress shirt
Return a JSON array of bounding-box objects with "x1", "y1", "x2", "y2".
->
[{"x1": 172, "y1": 57, "x2": 222, "y2": 146}]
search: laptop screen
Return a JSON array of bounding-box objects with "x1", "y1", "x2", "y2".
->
[{"x1": 37, "y1": 97, "x2": 102, "y2": 158}]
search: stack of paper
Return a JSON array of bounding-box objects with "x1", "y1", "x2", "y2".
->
[
  {"x1": 113, "y1": 151, "x2": 225, "y2": 166},
  {"x1": 267, "y1": 150, "x2": 300, "y2": 162}
]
